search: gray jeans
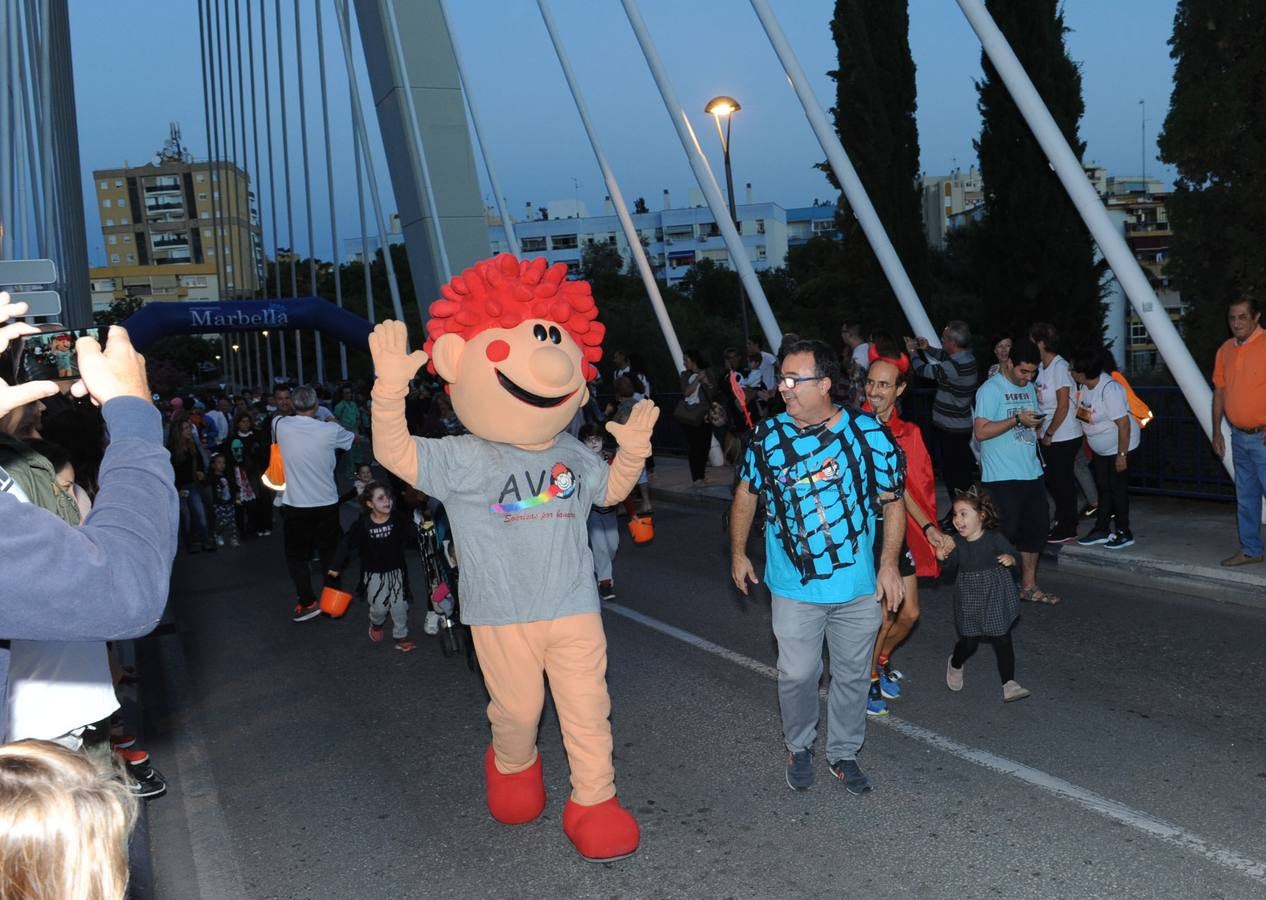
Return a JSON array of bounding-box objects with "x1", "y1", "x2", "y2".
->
[
  {"x1": 588, "y1": 510, "x2": 619, "y2": 583},
  {"x1": 367, "y1": 569, "x2": 409, "y2": 640},
  {"x1": 772, "y1": 593, "x2": 882, "y2": 763}
]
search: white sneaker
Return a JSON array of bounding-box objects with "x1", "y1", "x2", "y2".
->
[
  {"x1": 946, "y1": 656, "x2": 963, "y2": 692},
  {"x1": 1002, "y1": 680, "x2": 1031, "y2": 703}
]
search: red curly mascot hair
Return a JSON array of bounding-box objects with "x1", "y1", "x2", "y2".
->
[{"x1": 422, "y1": 254, "x2": 605, "y2": 381}]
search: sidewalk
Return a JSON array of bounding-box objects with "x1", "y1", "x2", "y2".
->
[{"x1": 647, "y1": 454, "x2": 1266, "y2": 608}]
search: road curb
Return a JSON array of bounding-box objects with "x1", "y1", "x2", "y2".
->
[
  {"x1": 653, "y1": 484, "x2": 731, "y2": 509},
  {"x1": 1047, "y1": 549, "x2": 1266, "y2": 611}
]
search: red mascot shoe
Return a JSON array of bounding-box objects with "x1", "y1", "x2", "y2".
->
[
  {"x1": 562, "y1": 797, "x2": 640, "y2": 862},
  {"x1": 484, "y1": 745, "x2": 546, "y2": 825}
]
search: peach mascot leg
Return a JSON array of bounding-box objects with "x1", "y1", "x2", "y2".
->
[{"x1": 469, "y1": 622, "x2": 550, "y2": 825}]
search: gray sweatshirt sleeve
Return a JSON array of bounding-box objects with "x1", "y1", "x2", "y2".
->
[{"x1": 0, "y1": 397, "x2": 179, "y2": 641}]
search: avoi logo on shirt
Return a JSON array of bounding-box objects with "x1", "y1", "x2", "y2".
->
[{"x1": 490, "y1": 462, "x2": 578, "y2": 514}]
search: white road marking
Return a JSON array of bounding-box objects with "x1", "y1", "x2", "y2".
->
[
  {"x1": 156, "y1": 636, "x2": 250, "y2": 898},
  {"x1": 605, "y1": 602, "x2": 1266, "y2": 886}
]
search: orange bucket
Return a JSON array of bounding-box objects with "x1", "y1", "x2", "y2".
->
[
  {"x1": 627, "y1": 516, "x2": 654, "y2": 544},
  {"x1": 319, "y1": 586, "x2": 352, "y2": 618}
]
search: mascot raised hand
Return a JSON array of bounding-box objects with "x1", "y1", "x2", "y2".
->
[{"x1": 369, "y1": 254, "x2": 656, "y2": 863}]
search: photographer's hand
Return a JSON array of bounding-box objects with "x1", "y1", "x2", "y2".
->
[
  {"x1": 70, "y1": 326, "x2": 151, "y2": 406},
  {"x1": 0, "y1": 294, "x2": 59, "y2": 420}
]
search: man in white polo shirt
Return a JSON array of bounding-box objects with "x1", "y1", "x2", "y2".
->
[{"x1": 277, "y1": 385, "x2": 355, "y2": 621}]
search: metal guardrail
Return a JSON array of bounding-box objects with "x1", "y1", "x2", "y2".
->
[
  {"x1": 635, "y1": 384, "x2": 1235, "y2": 503},
  {"x1": 1125, "y1": 386, "x2": 1234, "y2": 501}
]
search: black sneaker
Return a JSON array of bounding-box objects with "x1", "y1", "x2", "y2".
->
[
  {"x1": 598, "y1": 580, "x2": 616, "y2": 602},
  {"x1": 829, "y1": 758, "x2": 872, "y2": 795},
  {"x1": 785, "y1": 749, "x2": 814, "y2": 791},
  {"x1": 1077, "y1": 529, "x2": 1113, "y2": 546},
  {"x1": 1104, "y1": 530, "x2": 1134, "y2": 550},
  {"x1": 129, "y1": 764, "x2": 168, "y2": 800},
  {"x1": 292, "y1": 601, "x2": 321, "y2": 622}
]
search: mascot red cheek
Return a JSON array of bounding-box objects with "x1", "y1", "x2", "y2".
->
[{"x1": 368, "y1": 254, "x2": 656, "y2": 863}]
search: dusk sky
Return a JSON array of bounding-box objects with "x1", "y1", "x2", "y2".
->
[{"x1": 69, "y1": 0, "x2": 1179, "y2": 267}]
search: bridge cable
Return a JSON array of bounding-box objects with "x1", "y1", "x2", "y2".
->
[
  {"x1": 333, "y1": 0, "x2": 407, "y2": 322},
  {"x1": 315, "y1": 0, "x2": 350, "y2": 379},
  {"x1": 293, "y1": 0, "x2": 325, "y2": 384},
  {"x1": 259, "y1": 0, "x2": 287, "y2": 378}
]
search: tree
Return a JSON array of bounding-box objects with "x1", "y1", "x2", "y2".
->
[
  {"x1": 93, "y1": 293, "x2": 144, "y2": 327},
  {"x1": 633, "y1": 197, "x2": 649, "y2": 215},
  {"x1": 973, "y1": 0, "x2": 1104, "y2": 353},
  {"x1": 581, "y1": 242, "x2": 626, "y2": 301},
  {"x1": 144, "y1": 334, "x2": 220, "y2": 394},
  {"x1": 824, "y1": 0, "x2": 928, "y2": 335},
  {"x1": 677, "y1": 259, "x2": 741, "y2": 319},
  {"x1": 1158, "y1": 0, "x2": 1266, "y2": 369}
]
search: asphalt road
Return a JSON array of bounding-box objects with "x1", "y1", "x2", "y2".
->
[{"x1": 143, "y1": 499, "x2": 1266, "y2": 899}]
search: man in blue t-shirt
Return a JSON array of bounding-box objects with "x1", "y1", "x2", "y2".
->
[
  {"x1": 730, "y1": 340, "x2": 905, "y2": 796},
  {"x1": 973, "y1": 337, "x2": 1059, "y2": 604}
]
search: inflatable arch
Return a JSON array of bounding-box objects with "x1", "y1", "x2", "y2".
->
[{"x1": 123, "y1": 297, "x2": 373, "y2": 352}]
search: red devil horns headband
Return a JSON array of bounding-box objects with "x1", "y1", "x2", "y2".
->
[{"x1": 867, "y1": 344, "x2": 910, "y2": 374}]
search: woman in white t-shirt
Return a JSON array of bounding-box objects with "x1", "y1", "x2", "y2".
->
[
  {"x1": 1030, "y1": 324, "x2": 1081, "y2": 542},
  {"x1": 1069, "y1": 350, "x2": 1140, "y2": 550}
]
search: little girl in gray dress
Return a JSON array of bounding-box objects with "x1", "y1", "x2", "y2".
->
[{"x1": 936, "y1": 484, "x2": 1031, "y2": 702}]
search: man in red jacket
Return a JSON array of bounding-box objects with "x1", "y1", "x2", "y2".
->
[{"x1": 863, "y1": 347, "x2": 952, "y2": 715}]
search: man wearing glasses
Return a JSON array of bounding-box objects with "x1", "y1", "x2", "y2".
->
[{"x1": 729, "y1": 339, "x2": 906, "y2": 796}]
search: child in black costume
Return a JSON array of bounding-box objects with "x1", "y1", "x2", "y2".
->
[
  {"x1": 208, "y1": 453, "x2": 239, "y2": 547},
  {"x1": 328, "y1": 481, "x2": 415, "y2": 652}
]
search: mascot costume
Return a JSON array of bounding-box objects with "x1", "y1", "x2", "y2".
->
[{"x1": 368, "y1": 254, "x2": 655, "y2": 863}]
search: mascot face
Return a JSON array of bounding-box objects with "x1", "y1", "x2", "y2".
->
[
  {"x1": 424, "y1": 255, "x2": 604, "y2": 448},
  {"x1": 436, "y1": 318, "x2": 589, "y2": 445}
]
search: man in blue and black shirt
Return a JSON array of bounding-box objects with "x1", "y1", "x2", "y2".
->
[{"x1": 729, "y1": 339, "x2": 906, "y2": 796}]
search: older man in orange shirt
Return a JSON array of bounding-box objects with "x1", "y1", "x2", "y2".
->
[{"x1": 1212, "y1": 294, "x2": 1266, "y2": 566}]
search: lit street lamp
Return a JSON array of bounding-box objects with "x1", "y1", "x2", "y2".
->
[
  {"x1": 262, "y1": 330, "x2": 275, "y2": 387},
  {"x1": 705, "y1": 95, "x2": 750, "y2": 347}
]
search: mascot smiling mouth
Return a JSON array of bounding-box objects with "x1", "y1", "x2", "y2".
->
[{"x1": 496, "y1": 370, "x2": 576, "y2": 408}]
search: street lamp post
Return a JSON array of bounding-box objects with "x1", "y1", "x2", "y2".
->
[
  {"x1": 262, "y1": 329, "x2": 275, "y2": 387},
  {"x1": 705, "y1": 95, "x2": 750, "y2": 349},
  {"x1": 232, "y1": 342, "x2": 241, "y2": 395}
]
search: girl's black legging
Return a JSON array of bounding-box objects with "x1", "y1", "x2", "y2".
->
[{"x1": 951, "y1": 628, "x2": 1016, "y2": 683}]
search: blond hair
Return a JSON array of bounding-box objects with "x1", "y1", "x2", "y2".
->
[{"x1": 0, "y1": 740, "x2": 137, "y2": 900}]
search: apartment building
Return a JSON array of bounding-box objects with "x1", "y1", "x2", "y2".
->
[{"x1": 89, "y1": 127, "x2": 262, "y2": 310}]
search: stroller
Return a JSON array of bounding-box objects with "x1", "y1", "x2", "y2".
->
[{"x1": 414, "y1": 506, "x2": 476, "y2": 670}]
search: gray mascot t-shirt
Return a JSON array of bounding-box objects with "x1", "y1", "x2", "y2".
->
[{"x1": 411, "y1": 432, "x2": 611, "y2": 625}]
